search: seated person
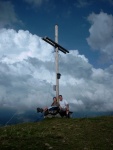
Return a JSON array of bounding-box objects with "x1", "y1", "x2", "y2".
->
[
  {"x1": 59, "y1": 95, "x2": 69, "y2": 117},
  {"x1": 37, "y1": 97, "x2": 59, "y2": 115},
  {"x1": 51, "y1": 97, "x2": 59, "y2": 107}
]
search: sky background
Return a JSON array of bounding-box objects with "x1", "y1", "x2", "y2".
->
[{"x1": 0, "y1": 0, "x2": 113, "y2": 124}]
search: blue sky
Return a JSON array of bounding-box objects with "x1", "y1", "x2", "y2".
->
[{"x1": 0, "y1": 0, "x2": 113, "y2": 124}]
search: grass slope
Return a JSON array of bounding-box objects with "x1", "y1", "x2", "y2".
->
[{"x1": 0, "y1": 116, "x2": 113, "y2": 150}]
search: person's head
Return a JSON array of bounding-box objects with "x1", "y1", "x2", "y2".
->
[
  {"x1": 59, "y1": 95, "x2": 63, "y2": 101},
  {"x1": 53, "y1": 97, "x2": 57, "y2": 102}
]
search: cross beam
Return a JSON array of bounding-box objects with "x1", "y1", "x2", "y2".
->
[{"x1": 42, "y1": 37, "x2": 69, "y2": 54}]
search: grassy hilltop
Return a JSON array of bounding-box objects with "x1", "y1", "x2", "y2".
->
[{"x1": 0, "y1": 116, "x2": 113, "y2": 150}]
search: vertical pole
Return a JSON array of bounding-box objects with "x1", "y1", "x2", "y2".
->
[{"x1": 55, "y1": 24, "x2": 59, "y2": 102}]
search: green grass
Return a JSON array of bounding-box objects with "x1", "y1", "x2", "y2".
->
[{"x1": 0, "y1": 116, "x2": 113, "y2": 150}]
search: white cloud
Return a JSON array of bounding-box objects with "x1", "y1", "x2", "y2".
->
[
  {"x1": 0, "y1": 28, "x2": 53, "y2": 63},
  {"x1": 87, "y1": 11, "x2": 113, "y2": 59},
  {"x1": 0, "y1": 1, "x2": 21, "y2": 28},
  {"x1": 0, "y1": 28, "x2": 113, "y2": 114}
]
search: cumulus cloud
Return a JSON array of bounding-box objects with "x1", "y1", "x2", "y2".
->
[
  {"x1": 0, "y1": 28, "x2": 53, "y2": 63},
  {"x1": 87, "y1": 11, "x2": 113, "y2": 61},
  {"x1": 0, "y1": 1, "x2": 21, "y2": 28},
  {"x1": 0, "y1": 28, "x2": 55, "y2": 111},
  {"x1": 0, "y1": 28, "x2": 113, "y2": 114}
]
